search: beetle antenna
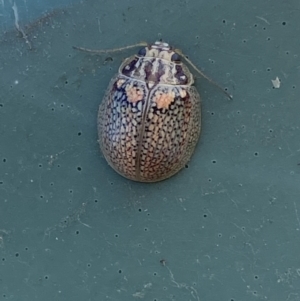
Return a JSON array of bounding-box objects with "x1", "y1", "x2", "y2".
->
[
  {"x1": 175, "y1": 48, "x2": 233, "y2": 100},
  {"x1": 73, "y1": 42, "x2": 148, "y2": 54}
]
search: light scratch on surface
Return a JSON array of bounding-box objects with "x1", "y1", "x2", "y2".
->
[
  {"x1": 12, "y1": 2, "x2": 32, "y2": 49},
  {"x1": 0, "y1": 229, "x2": 10, "y2": 248},
  {"x1": 132, "y1": 292, "x2": 144, "y2": 298},
  {"x1": 178, "y1": 197, "x2": 187, "y2": 211},
  {"x1": 256, "y1": 16, "x2": 270, "y2": 25},
  {"x1": 232, "y1": 223, "x2": 250, "y2": 238},
  {"x1": 43, "y1": 202, "x2": 91, "y2": 240},
  {"x1": 294, "y1": 202, "x2": 300, "y2": 231},
  {"x1": 225, "y1": 191, "x2": 238, "y2": 208},
  {"x1": 97, "y1": 17, "x2": 102, "y2": 34},
  {"x1": 132, "y1": 283, "x2": 152, "y2": 298},
  {"x1": 166, "y1": 266, "x2": 200, "y2": 301},
  {"x1": 12, "y1": 2, "x2": 21, "y2": 31}
]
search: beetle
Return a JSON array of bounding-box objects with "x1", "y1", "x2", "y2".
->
[{"x1": 74, "y1": 41, "x2": 231, "y2": 182}]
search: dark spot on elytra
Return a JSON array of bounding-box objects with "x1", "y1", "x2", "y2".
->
[
  {"x1": 171, "y1": 53, "x2": 180, "y2": 62},
  {"x1": 138, "y1": 47, "x2": 146, "y2": 56},
  {"x1": 175, "y1": 65, "x2": 188, "y2": 84},
  {"x1": 122, "y1": 57, "x2": 139, "y2": 75}
]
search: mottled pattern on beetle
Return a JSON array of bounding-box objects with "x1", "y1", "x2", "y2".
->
[
  {"x1": 98, "y1": 76, "x2": 146, "y2": 179},
  {"x1": 139, "y1": 85, "x2": 200, "y2": 182},
  {"x1": 98, "y1": 75, "x2": 201, "y2": 182}
]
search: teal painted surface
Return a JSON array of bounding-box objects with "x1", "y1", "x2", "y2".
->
[{"x1": 0, "y1": 0, "x2": 300, "y2": 300}]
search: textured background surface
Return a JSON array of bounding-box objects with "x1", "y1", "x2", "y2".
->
[{"x1": 0, "y1": 0, "x2": 300, "y2": 300}]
